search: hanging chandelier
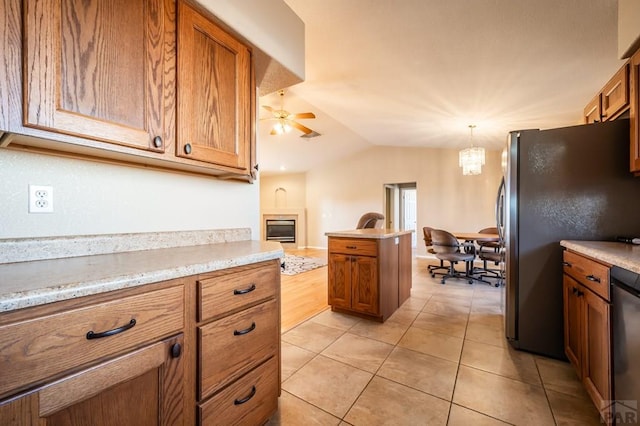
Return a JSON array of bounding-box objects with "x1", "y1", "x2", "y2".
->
[{"x1": 459, "y1": 124, "x2": 485, "y2": 175}]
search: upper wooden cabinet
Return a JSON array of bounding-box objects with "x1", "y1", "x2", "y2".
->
[
  {"x1": 583, "y1": 63, "x2": 629, "y2": 124},
  {"x1": 1, "y1": 0, "x2": 257, "y2": 181},
  {"x1": 176, "y1": 0, "x2": 252, "y2": 173},
  {"x1": 23, "y1": 0, "x2": 174, "y2": 153},
  {"x1": 583, "y1": 94, "x2": 601, "y2": 124},
  {"x1": 630, "y1": 49, "x2": 640, "y2": 173}
]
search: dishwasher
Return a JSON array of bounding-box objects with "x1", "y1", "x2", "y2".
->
[{"x1": 611, "y1": 265, "x2": 640, "y2": 424}]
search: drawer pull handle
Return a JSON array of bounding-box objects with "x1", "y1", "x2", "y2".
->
[
  {"x1": 346, "y1": 245, "x2": 357, "y2": 249},
  {"x1": 562, "y1": 261, "x2": 571, "y2": 267},
  {"x1": 233, "y1": 284, "x2": 257, "y2": 295},
  {"x1": 233, "y1": 322, "x2": 256, "y2": 336},
  {"x1": 586, "y1": 275, "x2": 601, "y2": 283},
  {"x1": 234, "y1": 385, "x2": 256, "y2": 405},
  {"x1": 86, "y1": 319, "x2": 136, "y2": 340}
]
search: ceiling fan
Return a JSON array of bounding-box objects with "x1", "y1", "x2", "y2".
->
[{"x1": 261, "y1": 90, "x2": 319, "y2": 137}]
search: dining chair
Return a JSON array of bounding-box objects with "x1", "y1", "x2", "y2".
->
[
  {"x1": 423, "y1": 227, "x2": 448, "y2": 277},
  {"x1": 356, "y1": 212, "x2": 385, "y2": 229},
  {"x1": 476, "y1": 226, "x2": 504, "y2": 286},
  {"x1": 430, "y1": 229, "x2": 476, "y2": 285}
]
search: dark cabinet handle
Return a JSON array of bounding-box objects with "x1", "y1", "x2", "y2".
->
[
  {"x1": 234, "y1": 284, "x2": 256, "y2": 295},
  {"x1": 184, "y1": 143, "x2": 192, "y2": 154},
  {"x1": 234, "y1": 322, "x2": 256, "y2": 336},
  {"x1": 346, "y1": 245, "x2": 357, "y2": 249},
  {"x1": 562, "y1": 261, "x2": 571, "y2": 267},
  {"x1": 153, "y1": 136, "x2": 162, "y2": 148},
  {"x1": 572, "y1": 287, "x2": 584, "y2": 297},
  {"x1": 171, "y1": 343, "x2": 182, "y2": 358},
  {"x1": 234, "y1": 386, "x2": 256, "y2": 405},
  {"x1": 586, "y1": 275, "x2": 601, "y2": 283},
  {"x1": 86, "y1": 319, "x2": 136, "y2": 340}
]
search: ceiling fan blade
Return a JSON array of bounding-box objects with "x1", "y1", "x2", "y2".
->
[
  {"x1": 262, "y1": 105, "x2": 274, "y2": 112},
  {"x1": 290, "y1": 120, "x2": 313, "y2": 135},
  {"x1": 290, "y1": 112, "x2": 316, "y2": 120}
]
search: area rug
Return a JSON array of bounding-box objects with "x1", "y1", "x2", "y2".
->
[{"x1": 281, "y1": 254, "x2": 328, "y2": 275}]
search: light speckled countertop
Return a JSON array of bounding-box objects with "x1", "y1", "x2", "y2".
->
[
  {"x1": 560, "y1": 240, "x2": 640, "y2": 274},
  {"x1": 0, "y1": 229, "x2": 284, "y2": 313},
  {"x1": 325, "y1": 229, "x2": 413, "y2": 239}
]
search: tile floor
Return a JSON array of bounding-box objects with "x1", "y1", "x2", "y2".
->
[{"x1": 267, "y1": 258, "x2": 602, "y2": 425}]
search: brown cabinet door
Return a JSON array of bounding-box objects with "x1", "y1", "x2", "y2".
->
[
  {"x1": 328, "y1": 254, "x2": 352, "y2": 309},
  {"x1": 23, "y1": 0, "x2": 172, "y2": 152},
  {"x1": 583, "y1": 94, "x2": 601, "y2": 124},
  {"x1": 176, "y1": 0, "x2": 252, "y2": 172},
  {"x1": 630, "y1": 50, "x2": 640, "y2": 173},
  {"x1": 563, "y1": 275, "x2": 583, "y2": 376},
  {"x1": 0, "y1": 334, "x2": 184, "y2": 426},
  {"x1": 582, "y1": 289, "x2": 611, "y2": 414},
  {"x1": 351, "y1": 256, "x2": 379, "y2": 315},
  {"x1": 601, "y1": 64, "x2": 629, "y2": 122}
]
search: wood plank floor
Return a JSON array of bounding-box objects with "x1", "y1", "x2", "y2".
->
[{"x1": 281, "y1": 248, "x2": 329, "y2": 333}]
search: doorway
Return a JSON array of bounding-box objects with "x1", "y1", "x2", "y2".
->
[{"x1": 384, "y1": 182, "x2": 417, "y2": 248}]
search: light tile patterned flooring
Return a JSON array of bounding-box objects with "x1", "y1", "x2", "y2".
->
[{"x1": 267, "y1": 258, "x2": 602, "y2": 425}]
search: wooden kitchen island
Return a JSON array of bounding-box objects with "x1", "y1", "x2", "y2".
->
[{"x1": 325, "y1": 229, "x2": 413, "y2": 322}]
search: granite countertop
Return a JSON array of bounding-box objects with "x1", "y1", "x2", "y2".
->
[
  {"x1": 325, "y1": 229, "x2": 413, "y2": 239},
  {"x1": 0, "y1": 229, "x2": 283, "y2": 313},
  {"x1": 560, "y1": 240, "x2": 640, "y2": 274}
]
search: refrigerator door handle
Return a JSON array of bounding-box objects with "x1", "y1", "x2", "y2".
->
[{"x1": 495, "y1": 177, "x2": 505, "y2": 241}]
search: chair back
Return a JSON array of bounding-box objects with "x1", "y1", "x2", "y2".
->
[
  {"x1": 430, "y1": 229, "x2": 460, "y2": 254},
  {"x1": 356, "y1": 212, "x2": 385, "y2": 229},
  {"x1": 423, "y1": 227, "x2": 434, "y2": 246},
  {"x1": 478, "y1": 226, "x2": 501, "y2": 249}
]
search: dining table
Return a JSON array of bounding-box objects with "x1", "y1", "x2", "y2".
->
[{"x1": 453, "y1": 232, "x2": 500, "y2": 243}]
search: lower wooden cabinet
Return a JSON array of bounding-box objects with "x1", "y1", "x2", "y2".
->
[
  {"x1": 193, "y1": 259, "x2": 281, "y2": 425},
  {"x1": 0, "y1": 258, "x2": 282, "y2": 426},
  {"x1": 0, "y1": 334, "x2": 184, "y2": 426},
  {"x1": 327, "y1": 233, "x2": 411, "y2": 322},
  {"x1": 562, "y1": 250, "x2": 612, "y2": 422},
  {"x1": 0, "y1": 279, "x2": 186, "y2": 425}
]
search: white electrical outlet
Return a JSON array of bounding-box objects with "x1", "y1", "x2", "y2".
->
[{"x1": 29, "y1": 185, "x2": 54, "y2": 213}]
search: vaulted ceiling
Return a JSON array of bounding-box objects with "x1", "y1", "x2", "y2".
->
[{"x1": 258, "y1": 0, "x2": 622, "y2": 175}]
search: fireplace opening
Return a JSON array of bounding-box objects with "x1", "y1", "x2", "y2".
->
[{"x1": 266, "y1": 219, "x2": 296, "y2": 243}]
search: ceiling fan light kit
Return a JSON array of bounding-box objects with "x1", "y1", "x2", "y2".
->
[
  {"x1": 459, "y1": 124, "x2": 485, "y2": 176},
  {"x1": 262, "y1": 89, "x2": 319, "y2": 136}
]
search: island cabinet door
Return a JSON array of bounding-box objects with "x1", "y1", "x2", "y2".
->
[
  {"x1": 0, "y1": 334, "x2": 184, "y2": 426},
  {"x1": 328, "y1": 253, "x2": 352, "y2": 309},
  {"x1": 350, "y1": 256, "x2": 379, "y2": 315}
]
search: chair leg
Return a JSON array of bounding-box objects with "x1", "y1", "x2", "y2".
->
[
  {"x1": 428, "y1": 259, "x2": 449, "y2": 277},
  {"x1": 440, "y1": 261, "x2": 474, "y2": 285}
]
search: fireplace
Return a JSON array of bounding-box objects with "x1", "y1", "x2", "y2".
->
[
  {"x1": 261, "y1": 209, "x2": 306, "y2": 248},
  {"x1": 265, "y1": 219, "x2": 296, "y2": 243}
]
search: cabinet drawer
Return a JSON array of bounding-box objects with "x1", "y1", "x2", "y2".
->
[
  {"x1": 199, "y1": 299, "x2": 278, "y2": 399},
  {"x1": 329, "y1": 238, "x2": 377, "y2": 256},
  {"x1": 563, "y1": 250, "x2": 610, "y2": 301},
  {"x1": 198, "y1": 261, "x2": 278, "y2": 322},
  {"x1": 199, "y1": 356, "x2": 278, "y2": 426},
  {"x1": 0, "y1": 285, "x2": 184, "y2": 398}
]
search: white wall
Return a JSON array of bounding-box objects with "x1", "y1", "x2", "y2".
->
[
  {"x1": 305, "y1": 146, "x2": 503, "y2": 253},
  {"x1": 0, "y1": 150, "x2": 260, "y2": 239},
  {"x1": 260, "y1": 173, "x2": 307, "y2": 209}
]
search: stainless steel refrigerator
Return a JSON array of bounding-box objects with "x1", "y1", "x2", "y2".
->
[{"x1": 500, "y1": 118, "x2": 640, "y2": 360}]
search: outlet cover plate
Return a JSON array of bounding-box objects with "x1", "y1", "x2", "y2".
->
[{"x1": 29, "y1": 185, "x2": 53, "y2": 213}]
